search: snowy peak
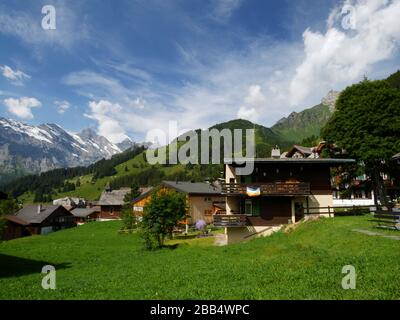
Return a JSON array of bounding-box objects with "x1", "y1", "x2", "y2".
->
[
  {"x1": 75, "y1": 128, "x2": 122, "y2": 156},
  {"x1": 0, "y1": 117, "x2": 132, "y2": 182}
]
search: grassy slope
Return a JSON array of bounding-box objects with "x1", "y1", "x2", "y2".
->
[
  {"x1": 1, "y1": 215, "x2": 399, "y2": 299},
  {"x1": 19, "y1": 152, "x2": 186, "y2": 203},
  {"x1": 272, "y1": 104, "x2": 333, "y2": 142}
]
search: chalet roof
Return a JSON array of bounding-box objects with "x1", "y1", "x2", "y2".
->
[
  {"x1": 162, "y1": 181, "x2": 222, "y2": 195},
  {"x1": 132, "y1": 187, "x2": 154, "y2": 204},
  {"x1": 12, "y1": 205, "x2": 69, "y2": 224},
  {"x1": 393, "y1": 152, "x2": 400, "y2": 160},
  {"x1": 286, "y1": 145, "x2": 313, "y2": 158},
  {"x1": 224, "y1": 158, "x2": 356, "y2": 165},
  {"x1": 98, "y1": 188, "x2": 130, "y2": 206},
  {"x1": 70, "y1": 207, "x2": 99, "y2": 218},
  {"x1": 3, "y1": 215, "x2": 29, "y2": 226}
]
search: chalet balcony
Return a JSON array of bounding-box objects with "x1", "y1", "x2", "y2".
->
[
  {"x1": 213, "y1": 214, "x2": 248, "y2": 227},
  {"x1": 221, "y1": 182, "x2": 311, "y2": 196}
]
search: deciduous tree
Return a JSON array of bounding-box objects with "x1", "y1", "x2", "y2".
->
[
  {"x1": 140, "y1": 188, "x2": 187, "y2": 249},
  {"x1": 322, "y1": 79, "x2": 400, "y2": 207}
]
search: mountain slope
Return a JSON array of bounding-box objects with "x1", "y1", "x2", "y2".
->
[
  {"x1": 211, "y1": 119, "x2": 293, "y2": 157},
  {"x1": 0, "y1": 118, "x2": 126, "y2": 184},
  {"x1": 271, "y1": 91, "x2": 340, "y2": 143}
]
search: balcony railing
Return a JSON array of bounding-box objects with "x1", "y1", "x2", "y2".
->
[
  {"x1": 213, "y1": 214, "x2": 248, "y2": 227},
  {"x1": 221, "y1": 182, "x2": 311, "y2": 196}
]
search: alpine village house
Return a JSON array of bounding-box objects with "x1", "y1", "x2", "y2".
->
[
  {"x1": 214, "y1": 146, "x2": 355, "y2": 243},
  {"x1": 98, "y1": 185, "x2": 131, "y2": 220},
  {"x1": 3, "y1": 205, "x2": 75, "y2": 240},
  {"x1": 132, "y1": 181, "x2": 225, "y2": 225}
]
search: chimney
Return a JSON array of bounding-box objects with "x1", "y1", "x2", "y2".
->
[
  {"x1": 105, "y1": 182, "x2": 112, "y2": 193},
  {"x1": 37, "y1": 204, "x2": 42, "y2": 214},
  {"x1": 271, "y1": 145, "x2": 281, "y2": 158}
]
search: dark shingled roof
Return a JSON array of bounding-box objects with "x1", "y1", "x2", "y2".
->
[
  {"x1": 70, "y1": 208, "x2": 99, "y2": 218},
  {"x1": 162, "y1": 181, "x2": 221, "y2": 195},
  {"x1": 224, "y1": 158, "x2": 355, "y2": 165},
  {"x1": 13, "y1": 205, "x2": 66, "y2": 224},
  {"x1": 3, "y1": 215, "x2": 29, "y2": 226}
]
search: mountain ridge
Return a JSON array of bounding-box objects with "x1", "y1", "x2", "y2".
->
[{"x1": 0, "y1": 117, "x2": 135, "y2": 184}]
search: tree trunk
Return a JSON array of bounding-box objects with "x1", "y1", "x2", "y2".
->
[{"x1": 371, "y1": 167, "x2": 389, "y2": 210}]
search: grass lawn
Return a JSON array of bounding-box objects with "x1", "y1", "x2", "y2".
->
[{"x1": 0, "y1": 215, "x2": 399, "y2": 300}]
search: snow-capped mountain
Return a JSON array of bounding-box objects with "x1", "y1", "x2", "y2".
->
[{"x1": 0, "y1": 117, "x2": 131, "y2": 183}]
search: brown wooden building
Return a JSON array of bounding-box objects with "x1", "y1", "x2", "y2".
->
[
  {"x1": 132, "y1": 181, "x2": 224, "y2": 225},
  {"x1": 70, "y1": 207, "x2": 100, "y2": 225},
  {"x1": 98, "y1": 187, "x2": 131, "y2": 220},
  {"x1": 217, "y1": 157, "x2": 355, "y2": 243},
  {"x1": 2, "y1": 205, "x2": 75, "y2": 240}
]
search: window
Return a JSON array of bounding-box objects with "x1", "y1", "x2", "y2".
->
[{"x1": 245, "y1": 200, "x2": 252, "y2": 216}]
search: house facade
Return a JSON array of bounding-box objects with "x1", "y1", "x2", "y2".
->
[
  {"x1": 216, "y1": 157, "x2": 354, "y2": 243},
  {"x1": 98, "y1": 187, "x2": 130, "y2": 220},
  {"x1": 132, "y1": 181, "x2": 224, "y2": 225},
  {"x1": 3, "y1": 205, "x2": 75, "y2": 240}
]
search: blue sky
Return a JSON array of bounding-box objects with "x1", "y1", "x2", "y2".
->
[{"x1": 0, "y1": 0, "x2": 399, "y2": 143}]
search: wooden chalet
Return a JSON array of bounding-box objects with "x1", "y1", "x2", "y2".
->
[
  {"x1": 2, "y1": 204, "x2": 75, "y2": 240},
  {"x1": 98, "y1": 186, "x2": 130, "y2": 220},
  {"x1": 132, "y1": 181, "x2": 224, "y2": 224},
  {"x1": 70, "y1": 207, "x2": 100, "y2": 225},
  {"x1": 216, "y1": 154, "x2": 355, "y2": 243}
]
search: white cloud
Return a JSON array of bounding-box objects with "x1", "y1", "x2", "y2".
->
[
  {"x1": 3, "y1": 97, "x2": 41, "y2": 119},
  {"x1": 237, "y1": 106, "x2": 257, "y2": 122},
  {"x1": 85, "y1": 100, "x2": 129, "y2": 143},
  {"x1": 54, "y1": 100, "x2": 70, "y2": 114},
  {"x1": 66, "y1": 0, "x2": 400, "y2": 143},
  {"x1": 237, "y1": 84, "x2": 266, "y2": 121},
  {"x1": 0, "y1": 65, "x2": 30, "y2": 85},
  {"x1": 289, "y1": 0, "x2": 400, "y2": 105}
]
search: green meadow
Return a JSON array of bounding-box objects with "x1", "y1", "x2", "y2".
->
[{"x1": 0, "y1": 215, "x2": 399, "y2": 300}]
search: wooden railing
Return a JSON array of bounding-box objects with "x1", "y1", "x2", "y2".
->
[
  {"x1": 213, "y1": 214, "x2": 248, "y2": 227},
  {"x1": 221, "y1": 182, "x2": 311, "y2": 196},
  {"x1": 305, "y1": 205, "x2": 374, "y2": 218},
  {"x1": 372, "y1": 211, "x2": 400, "y2": 230}
]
